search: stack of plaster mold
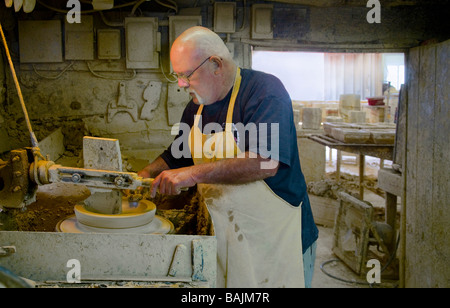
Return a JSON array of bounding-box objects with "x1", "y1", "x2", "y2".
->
[
  {"x1": 292, "y1": 101, "x2": 304, "y2": 130},
  {"x1": 325, "y1": 108, "x2": 339, "y2": 118},
  {"x1": 293, "y1": 109, "x2": 301, "y2": 129},
  {"x1": 325, "y1": 116, "x2": 343, "y2": 123},
  {"x1": 339, "y1": 94, "x2": 361, "y2": 123},
  {"x1": 349, "y1": 110, "x2": 367, "y2": 123},
  {"x1": 324, "y1": 122, "x2": 396, "y2": 144},
  {"x1": 367, "y1": 124, "x2": 396, "y2": 144},
  {"x1": 302, "y1": 107, "x2": 322, "y2": 130}
]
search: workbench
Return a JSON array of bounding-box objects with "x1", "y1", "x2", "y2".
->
[{"x1": 308, "y1": 134, "x2": 394, "y2": 199}]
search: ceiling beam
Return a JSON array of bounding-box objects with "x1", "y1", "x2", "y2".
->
[{"x1": 263, "y1": 0, "x2": 447, "y2": 7}]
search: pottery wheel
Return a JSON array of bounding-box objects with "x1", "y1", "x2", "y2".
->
[{"x1": 56, "y1": 215, "x2": 174, "y2": 234}]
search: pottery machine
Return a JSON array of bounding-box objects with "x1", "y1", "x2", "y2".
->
[
  {"x1": 0, "y1": 20, "x2": 215, "y2": 287},
  {"x1": 0, "y1": 140, "x2": 216, "y2": 288}
]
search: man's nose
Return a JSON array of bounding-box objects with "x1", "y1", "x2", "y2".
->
[{"x1": 178, "y1": 78, "x2": 189, "y2": 88}]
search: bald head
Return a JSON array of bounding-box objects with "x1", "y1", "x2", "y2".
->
[
  {"x1": 170, "y1": 26, "x2": 237, "y2": 105},
  {"x1": 171, "y1": 26, "x2": 234, "y2": 63}
]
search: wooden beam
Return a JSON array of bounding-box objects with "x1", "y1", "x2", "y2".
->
[{"x1": 264, "y1": 0, "x2": 445, "y2": 7}]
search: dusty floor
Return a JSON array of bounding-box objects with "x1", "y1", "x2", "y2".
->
[{"x1": 0, "y1": 150, "x2": 400, "y2": 288}]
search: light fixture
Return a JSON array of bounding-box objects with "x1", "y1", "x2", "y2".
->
[{"x1": 5, "y1": 0, "x2": 36, "y2": 13}]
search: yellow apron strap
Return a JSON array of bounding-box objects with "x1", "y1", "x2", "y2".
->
[
  {"x1": 193, "y1": 104, "x2": 204, "y2": 128},
  {"x1": 225, "y1": 67, "x2": 241, "y2": 132}
]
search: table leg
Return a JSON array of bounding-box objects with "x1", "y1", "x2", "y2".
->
[
  {"x1": 328, "y1": 147, "x2": 333, "y2": 165},
  {"x1": 385, "y1": 192, "x2": 398, "y2": 254},
  {"x1": 336, "y1": 150, "x2": 341, "y2": 183},
  {"x1": 359, "y1": 154, "x2": 365, "y2": 199}
]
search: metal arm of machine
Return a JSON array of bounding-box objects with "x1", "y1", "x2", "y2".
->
[
  {"x1": 1, "y1": 148, "x2": 188, "y2": 209},
  {"x1": 0, "y1": 148, "x2": 155, "y2": 209},
  {"x1": 31, "y1": 160, "x2": 154, "y2": 191}
]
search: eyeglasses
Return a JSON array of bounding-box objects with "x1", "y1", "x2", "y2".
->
[{"x1": 171, "y1": 57, "x2": 211, "y2": 84}]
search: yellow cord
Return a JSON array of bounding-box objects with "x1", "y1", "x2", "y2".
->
[{"x1": 0, "y1": 21, "x2": 39, "y2": 148}]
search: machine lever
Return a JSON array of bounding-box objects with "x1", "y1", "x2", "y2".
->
[{"x1": 32, "y1": 162, "x2": 188, "y2": 192}]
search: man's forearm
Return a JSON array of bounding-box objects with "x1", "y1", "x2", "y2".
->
[
  {"x1": 139, "y1": 155, "x2": 170, "y2": 178},
  {"x1": 147, "y1": 152, "x2": 279, "y2": 197},
  {"x1": 191, "y1": 152, "x2": 279, "y2": 185}
]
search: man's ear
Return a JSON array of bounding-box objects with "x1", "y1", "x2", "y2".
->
[{"x1": 210, "y1": 56, "x2": 223, "y2": 74}]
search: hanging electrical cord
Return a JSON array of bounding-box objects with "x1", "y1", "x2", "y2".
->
[
  {"x1": 99, "y1": 10, "x2": 123, "y2": 27},
  {"x1": 32, "y1": 62, "x2": 74, "y2": 80},
  {"x1": 36, "y1": 0, "x2": 141, "y2": 14},
  {"x1": 159, "y1": 54, "x2": 177, "y2": 83},
  {"x1": 155, "y1": 0, "x2": 178, "y2": 13},
  {"x1": 238, "y1": 0, "x2": 247, "y2": 32},
  {"x1": 86, "y1": 61, "x2": 136, "y2": 80},
  {"x1": 130, "y1": 0, "x2": 147, "y2": 16}
]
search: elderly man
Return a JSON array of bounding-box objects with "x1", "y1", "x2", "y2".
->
[{"x1": 139, "y1": 26, "x2": 318, "y2": 288}]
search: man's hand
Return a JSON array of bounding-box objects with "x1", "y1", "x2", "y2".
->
[{"x1": 150, "y1": 167, "x2": 197, "y2": 198}]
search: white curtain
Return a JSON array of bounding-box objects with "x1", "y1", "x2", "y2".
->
[{"x1": 324, "y1": 53, "x2": 383, "y2": 101}]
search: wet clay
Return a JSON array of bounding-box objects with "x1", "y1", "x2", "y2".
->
[{"x1": 0, "y1": 183, "x2": 90, "y2": 232}]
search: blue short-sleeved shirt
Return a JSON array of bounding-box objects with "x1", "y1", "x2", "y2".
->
[{"x1": 161, "y1": 68, "x2": 318, "y2": 252}]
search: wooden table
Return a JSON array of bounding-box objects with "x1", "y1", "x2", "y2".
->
[{"x1": 308, "y1": 134, "x2": 394, "y2": 199}]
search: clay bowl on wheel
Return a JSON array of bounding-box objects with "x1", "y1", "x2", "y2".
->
[{"x1": 74, "y1": 198, "x2": 156, "y2": 229}]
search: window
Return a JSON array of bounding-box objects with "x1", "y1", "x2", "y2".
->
[
  {"x1": 252, "y1": 51, "x2": 405, "y2": 101},
  {"x1": 383, "y1": 53, "x2": 405, "y2": 91},
  {"x1": 252, "y1": 51, "x2": 325, "y2": 100}
]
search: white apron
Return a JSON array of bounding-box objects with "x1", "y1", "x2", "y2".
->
[{"x1": 188, "y1": 68, "x2": 304, "y2": 288}]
